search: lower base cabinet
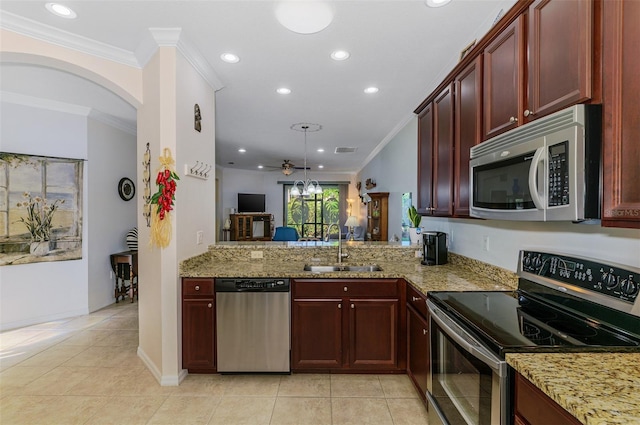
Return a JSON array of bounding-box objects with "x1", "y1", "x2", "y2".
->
[
  {"x1": 515, "y1": 372, "x2": 581, "y2": 425},
  {"x1": 182, "y1": 278, "x2": 216, "y2": 373},
  {"x1": 406, "y1": 284, "x2": 430, "y2": 402},
  {"x1": 291, "y1": 279, "x2": 405, "y2": 372}
]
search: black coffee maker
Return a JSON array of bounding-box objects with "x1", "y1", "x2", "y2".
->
[{"x1": 421, "y1": 231, "x2": 448, "y2": 266}]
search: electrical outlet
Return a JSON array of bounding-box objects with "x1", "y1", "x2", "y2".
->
[
  {"x1": 196, "y1": 230, "x2": 204, "y2": 245},
  {"x1": 110, "y1": 270, "x2": 113, "y2": 279},
  {"x1": 415, "y1": 250, "x2": 422, "y2": 258},
  {"x1": 251, "y1": 251, "x2": 263, "y2": 259},
  {"x1": 449, "y1": 229, "x2": 453, "y2": 244},
  {"x1": 483, "y1": 235, "x2": 490, "y2": 251}
]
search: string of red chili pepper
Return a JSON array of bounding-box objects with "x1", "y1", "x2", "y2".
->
[{"x1": 151, "y1": 169, "x2": 179, "y2": 220}]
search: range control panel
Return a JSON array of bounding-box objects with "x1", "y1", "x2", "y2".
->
[{"x1": 520, "y1": 250, "x2": 639, "y2": 303}]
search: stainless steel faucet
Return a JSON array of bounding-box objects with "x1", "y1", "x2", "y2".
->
[{"x1": 325, "y1": 223, "x2": 348, "y2": 263}]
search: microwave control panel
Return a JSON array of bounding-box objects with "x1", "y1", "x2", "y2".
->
[
  {"x1": 520, "y1": 251, "x2": 639, "y2": 303},
  {"x1": 548, "y1": 141, "x2": 569, "y2": 207}
]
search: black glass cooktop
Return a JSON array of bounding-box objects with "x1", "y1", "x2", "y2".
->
[{"x1": 428, "y1": 289, "x2": 640, "y2": 357}]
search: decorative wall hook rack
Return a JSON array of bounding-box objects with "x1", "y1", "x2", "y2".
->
[{"x1": 184, "y1": 161, "x2": 211, "y2": 180}]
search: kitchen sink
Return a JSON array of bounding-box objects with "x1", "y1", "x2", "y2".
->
[{"x1": 303, "y1": 264, "x2": 382, "y2": 272}]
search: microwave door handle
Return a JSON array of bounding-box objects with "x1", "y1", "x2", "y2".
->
[{"x1": 528, "y1": 146, "x2": 546, "y2": 209}]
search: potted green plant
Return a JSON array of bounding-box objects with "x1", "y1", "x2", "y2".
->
[{"x1": 407, "y1": 205, "x2": 422, "y2": 245}]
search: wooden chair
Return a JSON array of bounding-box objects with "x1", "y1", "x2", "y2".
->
[{"x1": 111, "y1": 252, "x2": 138, "y2": 303}]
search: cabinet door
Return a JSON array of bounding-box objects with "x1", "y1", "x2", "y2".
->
[
  {"x1": 417, "y1": 104, "x2": 434, "y2": 215},
  {"x1": 602, "y1": 0, "x2": 640, "y2": 228},
  {"x1": 407, "y1": 304, "x2": 429, "y2": 402},
  {"x1": 182, "y1": 299, "x2": 215, "y2": 371},
  {"x1": 291, "y1": 299, "x2": 343, "y2": 370},
  {"x1": 349, "y1": 299, "x2": 398, "y2": 369},
  {"x1": 454, "y1": 56, "x2": 482, "y2": 217},
  {"x1": 433, "y1": 83, "x2": 454, "y2": 216},
  {"x1": 483, "y1": 16, "x2": 525, "y2": 140},
  {"x1": 515, "y1": 372, "x2": 581, "y2": 425},
  {"x1": 527, "y1": 0, "x2": 594, "y2": 121}
]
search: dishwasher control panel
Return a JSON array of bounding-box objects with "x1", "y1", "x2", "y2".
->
[{"x1": 215, "y1": 278, "x2": 290, "y2": 292}]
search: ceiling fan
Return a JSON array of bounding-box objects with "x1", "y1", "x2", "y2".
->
[{"x1": 264, "y1": 159, "x2": 309, "y2": 176}]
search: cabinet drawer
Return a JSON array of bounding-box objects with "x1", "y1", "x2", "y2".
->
[
  {"x1": 407, "y1": 284, "x2": 428, "y2": 318},
  {"x1": 182, "y1": 278, "x2": 214, "y2": 296},
  {"x1": 293, "y1": 279, "x2": 399, "y2": 298}
]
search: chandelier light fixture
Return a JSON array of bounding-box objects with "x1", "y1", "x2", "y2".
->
[{"x1": 290, "y1": 123, "x2": 322, "y2": 197}]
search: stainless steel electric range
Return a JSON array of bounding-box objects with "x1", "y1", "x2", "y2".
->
[{"x1": 426, "y1": 250, "x2": 640, "y2": 425}]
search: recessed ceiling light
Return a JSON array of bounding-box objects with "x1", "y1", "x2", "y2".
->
[
  {"x1": 238, "y1": 148, "x2": 246, "y2": 153},
  {"x1": 318, "y1": 165, "x2": 324, "y2": 169},
  {"x1": 364, "y1": 87, "x2": 379, "y2": 94},
  {"x1": 317, "y1": 148, "x2": 325, "y2": 153},
  {"x1": 276, "y1": 87, "x2": 291, "y2": 95},
  {"x1": 331, "y1": 50, "x2": 350, "y2": 61},
  {"x1": 275, "y1": 1, "x2": 334, "y2": 34},
  {"x1": 45, "y1": 2, "x2": 77, "y2": 19},
  {"x1": 258, "y1": 165, "x2": 264, "y2": 169},
  {"x1": 425, "y1": 0, "x2": 452, "y2": 8},
  {"x1": 220, "y1": 53, "x2": 240, "y2": 63}
]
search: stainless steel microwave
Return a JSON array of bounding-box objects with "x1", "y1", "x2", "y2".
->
[{"x1": 469, "y1": 104, "x2": 602, "y2": 222}]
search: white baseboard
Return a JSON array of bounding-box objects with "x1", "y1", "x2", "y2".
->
[{"x1": 137, "y1": 346, "x2": 186, "y2": 386}]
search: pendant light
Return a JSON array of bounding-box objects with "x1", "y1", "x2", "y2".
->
[{"x1": 290, "y1": 123, "x2": 322, "y2": 197}]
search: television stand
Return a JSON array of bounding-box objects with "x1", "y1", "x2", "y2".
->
[{"x1": 230, "y1": 213, "x2": 273, "y2": 241}]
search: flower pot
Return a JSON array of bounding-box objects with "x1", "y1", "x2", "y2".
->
[
  {"x1": 30, "y1": 240, "x2": 50, "y2": 256},
  {"x1": 409, "y1": 227, "x2": 422, "y2": 245}
]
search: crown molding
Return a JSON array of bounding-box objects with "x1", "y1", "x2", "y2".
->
[
  {"x1": 139, "y1": 28, "x2": 224, "y2": 91},
  {"x1": 1, "y1": 90, "x2": 91, "y2": 116},
  {"x1": 1, "y1": 91, "x2": 136, "y2": 135},
  {"x1": 358, "y1": 112, "x2": 415, "y2": 174},
  {"x1": 0, "y1": 11, "x2": 140, "y2": 68},
  {"x1": 89, "y1": 109, "x2": 137, "y2": 136}
]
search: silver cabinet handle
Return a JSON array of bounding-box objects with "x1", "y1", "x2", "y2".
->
[
  {"x1": 343, "y1": 286, "x2": 348, "y2": 292},
  {"x1": 351, "y1": 303, "x2": 355, "y2": 309},
  {"x1": 338, "y1": 303, "x2": 342, "y2": 309},
  {"x1": 509, "y1": 116, "x2": 518, "y2": 123},
  {"x1": 423, "y1": 329, "x2": 427, "y2": 335},
  {"x1": 208, "y1": 303, "x2": 212, "y2": 308},
  {"x1": 524, "y1": 109, "x2": 535, "y2": 117},
  {"x1": 195, "y1": 285, "x2": 200, "y2": 291},
  {"x1": 412, "y1": 296, "x2": 420, "y2": 302}
]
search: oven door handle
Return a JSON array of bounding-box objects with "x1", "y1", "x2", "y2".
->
[{"x1": 427, "y1": 300, "x2": 507, "y2": 377}]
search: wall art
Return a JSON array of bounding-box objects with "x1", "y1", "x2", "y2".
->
[{"x1": 0, "y1": 152, "x2": 84, "y2": 266}]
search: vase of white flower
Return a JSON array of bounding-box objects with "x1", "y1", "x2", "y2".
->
[{"x1": 17, "y1": 192, "x2": 63, "y2": 256}]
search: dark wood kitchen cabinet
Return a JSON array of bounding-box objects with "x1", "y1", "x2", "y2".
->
[
  {"x1": 454, "y1": 55, "x2": 482, "y2": 217},
  {"x1": 291, "y1": 279, "x2": 405, "y2": 372},
  {"x1": 417, "y1": 83, "x2": 454, "y2": 216},
  {"x1": 601, "y1": 0, "x2": 640, "y2": 229},
  {"x1": 515, "y1": 372, "x2": 581, "y2": 425},
  {"x1": 483, "y1": 0, "x2": 598, "y2": 140},
  {"x1": 406, "y1": 284, "x2": 429, "y2": 403},
  {"x1": 182, "y1": 278, "x2": 216, "y2": 372}
]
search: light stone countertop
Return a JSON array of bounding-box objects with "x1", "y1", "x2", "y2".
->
[
  {"x1": 179, "y1": 241, "x2": 517, "y2": 293},
  {"x1": 506, "y1": 352, "x2": 640, "y2": 425}
]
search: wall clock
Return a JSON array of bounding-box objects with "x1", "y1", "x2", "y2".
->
[{"x1": 118, "y1": 177, "x2": 135, "y2": 201}]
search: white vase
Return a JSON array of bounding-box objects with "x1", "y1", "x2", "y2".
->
[
  {"x1": 409, "y1": 228, "x2": 422, "y2": 245},
  {"x1": 30, "y1": 240, "x2": 50, "y2": 256}
]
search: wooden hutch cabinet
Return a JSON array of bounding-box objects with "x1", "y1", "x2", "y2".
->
[
  {"x1": 366, "y1": 192, "x2": 389, "y2": 241},
  {"x1": 230, "y1": 213, "x2": 272, "y2": 241}
]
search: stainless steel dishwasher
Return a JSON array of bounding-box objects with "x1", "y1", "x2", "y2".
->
[{"x1": 215, "y1": 278, "x2": 290, "y2": 373}]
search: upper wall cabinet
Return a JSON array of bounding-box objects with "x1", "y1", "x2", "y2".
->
[
  {"x1": 483, "y1": 0, "x2": 598, "y2": 140},
  {"x1": 417, "y1": 84, "x2": 454, "y2": 216},
  {"x1": 601, "y1": 0, "x2": 640, "y2": 228}
]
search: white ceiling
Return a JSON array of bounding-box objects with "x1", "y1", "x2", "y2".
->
[{"x1": 0, "y1": 0, "x2": 516, "y2": 174}]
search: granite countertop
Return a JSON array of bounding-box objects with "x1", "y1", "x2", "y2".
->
[
  {"x1": 179, "y1": 242, "x2": 517, "y2": 293},
  {"x1": 506, "y1": 352, "x2": 640, "y2": 425}
]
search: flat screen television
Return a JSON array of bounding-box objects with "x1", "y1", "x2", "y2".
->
[{"x1": 237, "y1": 193, "x2": 266, "y2": 213}]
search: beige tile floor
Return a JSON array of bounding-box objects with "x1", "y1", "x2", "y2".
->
[{"x1": 0, "y1": 302, "x2": 429, "y2": 424}]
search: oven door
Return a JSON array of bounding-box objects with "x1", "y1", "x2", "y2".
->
[{"x1": 427, "y1": 300, "x2": 510, "y2": 425}]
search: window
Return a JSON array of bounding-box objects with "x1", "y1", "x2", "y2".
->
[{"x1": 283, "y1": 184, "x2": 346, "y2": 240}]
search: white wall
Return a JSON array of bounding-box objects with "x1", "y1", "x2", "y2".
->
[
  {"x1": 358, "y1": 118, "x2": 418, "y2": 240},
  {"x1": 0, "y1": 102, "x2": 90, "y2": 330},
  {"x1": 218, "y1": 167, "x2": 358, "y2": 230},
  {"x1": 361, "y1": 118, "x2": 640, "y2": 271},
  {"x1": 87, "y1": 117, "x2": 137, "y2": 312}
]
